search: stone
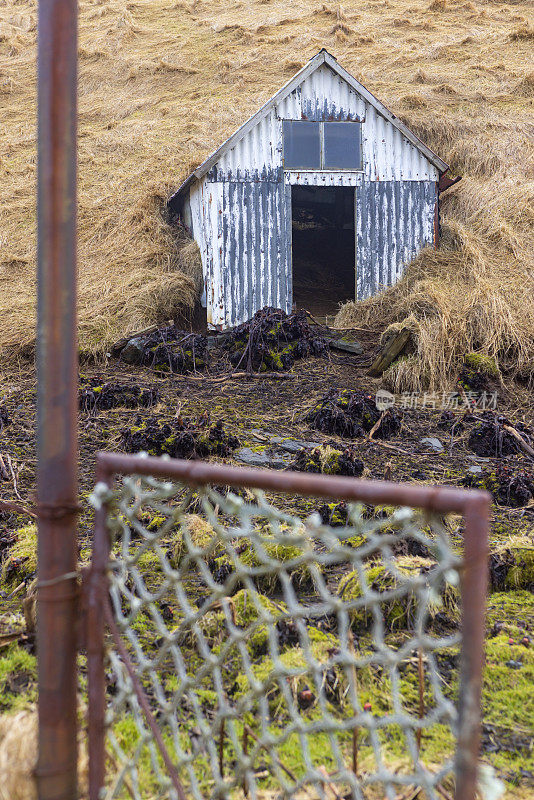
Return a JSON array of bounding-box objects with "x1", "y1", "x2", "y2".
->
[
  {"x1": 269, "y1": 437, "x2": 321, "y2": 453},
  {"x1": 235, "y1": 447, "x2": 289, "y2": 470},
  {"x1": 120, "y1": 337, "x2": 145, "y2": 365},
  {"x1": 420, "y1": 437, "x2": 444, "y2": 453},
  {"x1": 325, "y1": 336, "x2": 364, "y2": 355},
  {"x1": 467, "y1": 465, "x2": 483, "y2": 475},
  {"x1": 277, "y1": 439, "x2": 322, "y2": 454}
]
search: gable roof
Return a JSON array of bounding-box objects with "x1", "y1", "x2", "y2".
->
[{"x1": 168, "y1": 49, "x2": 448, "y2": 209}]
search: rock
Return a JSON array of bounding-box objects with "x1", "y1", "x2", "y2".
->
[
  {"x1": 420, "y1": 437, "x2": 444, "y2": 453},
  {"x1": 468, "y1": 465, "x2": 483, "y2": 474},
  {"x1": 235, "y1": 447, "x2": 288, "y2": 470},
  {"x1": 325, "y1": 336, "x2": 363, "y2": 355},
  {"x1": 120, "y1": 337, "x2": 145, "y2": 365},
  {"x1": 271, "y1": 437, "x2": 322, "y2": 453}
]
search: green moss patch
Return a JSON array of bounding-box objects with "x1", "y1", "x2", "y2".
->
[
  {"x1": 0, "y1": 645, "x2": 37, "y2": 712},
  {"x1": 464, "y1": 352, "x2": 499, "y2": 378},
  {"x1": 0, "y1": 524, "x2": 37, "y2": 589},
  {"x1": 237, "y1": 530, "x2": 316, "y2": 593},
  {"x1": 338, "y1": 558, "x2": 459, "y2": 630}
]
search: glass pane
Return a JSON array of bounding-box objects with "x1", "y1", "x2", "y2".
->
[
  {"x1": 324, "y1": 122, "x2": 362, "y2": 169},
  {"x1": 283, "y1": 121, "x2": 321, "y2": 169}
]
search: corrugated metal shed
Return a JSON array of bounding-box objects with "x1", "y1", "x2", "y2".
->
[{"x1": 168, "y1": 49, "x2": 449, "y2": 330}]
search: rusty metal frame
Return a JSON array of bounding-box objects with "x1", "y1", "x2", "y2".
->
[
  {"x1": 86, "y1": 451, "x2": 490, "y2": 800},
  {"x1": 36, "y1": 1, "x2": 79, "y2": 799}
]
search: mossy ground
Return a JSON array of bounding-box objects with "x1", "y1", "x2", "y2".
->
[
  {"x1": 0, "y1": 644, "x2": 36, "y2": 712},
  {"x1": 0, "y1": 344, "x2": 532, "y2": 795},
  {"x1": 0, "y1": 524, "x2": 37, "y2": 588}
]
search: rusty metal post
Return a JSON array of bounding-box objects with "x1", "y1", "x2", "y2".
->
[
  {"x1": 455, "y1": 494, "x2": 490, "y2": 800},
  {"x1": 36, "y1": 1, "x2": 79, "y2": 799}
]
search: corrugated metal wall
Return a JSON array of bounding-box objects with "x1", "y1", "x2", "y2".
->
[
  {"x1": 212, "y1": 181, "x2": 292, "y2": 328},
  {"x1": 357, "y1": 180, "x2": 437, "y2": 300},
  {"x1": 187, "y1": 63, "x2": 440, "y2": 329}
]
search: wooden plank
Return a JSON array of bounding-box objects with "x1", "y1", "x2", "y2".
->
[{"x1": 368, "y1": 327, "x2": 411, "y2": 376}]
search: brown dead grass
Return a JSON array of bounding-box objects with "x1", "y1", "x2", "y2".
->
[
  {"x1": 0, "y1": 708, "x2": 88, "y2": 800},
  {"x1": 0, "y1": 711, "x2": 37, "y2": 800},
  {"x1": 0, "y1": 0, "x2": 533, "y2": 380}
]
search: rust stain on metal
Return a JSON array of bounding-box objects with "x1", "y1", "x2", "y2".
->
[{"x1": 439, "y1": 173, "x2": 462, "y2": 193}]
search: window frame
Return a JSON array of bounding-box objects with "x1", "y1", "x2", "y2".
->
[{"x1": 282, "y1": 119, "x2": 363, "y2": 172}]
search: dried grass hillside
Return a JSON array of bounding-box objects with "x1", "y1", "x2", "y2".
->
[{"x1": 1, "y1": 0, "x2": 533, "y2": 384}]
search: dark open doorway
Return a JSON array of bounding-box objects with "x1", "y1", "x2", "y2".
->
[{"x1": 291, "y1": 185, "x2": 355, "y2": 320}]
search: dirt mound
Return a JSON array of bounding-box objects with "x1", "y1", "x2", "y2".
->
[
  {"x1": 292, "y1": 445, "x2": 364, "y2": 477},
  {"x1": 226, "y1": 307, "x2": 328, "y2": 373},
  {"x1": 79, "y1": 380, "x2": 159, "y2": 412},
  {"x1": 463, "y1": 465, "x2": 534, "y2": 508},
  {"x1": 306, "y1": 389, "x2": 402, "y2": 440},
  {"x1": 120, "y1": 415, "x2": 239, "y2": 459},
  {"x1": 117, "y1": 326, "x2": 208, "y2": 374},
  {"x1": 468, "y1": 414, "x2": 533, "y2": 458}
]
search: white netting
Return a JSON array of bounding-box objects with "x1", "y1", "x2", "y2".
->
[{"x1": 92, "y1": 474, "x2": 465, "y2": 800}]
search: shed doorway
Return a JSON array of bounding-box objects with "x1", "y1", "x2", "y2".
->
[{"x1": 291, "y1": 185, "x2": 355, "y2": 320}]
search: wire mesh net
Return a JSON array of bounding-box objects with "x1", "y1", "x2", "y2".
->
[{"x1": 91, "y1": 473, "x2": 466, "y2": 800}]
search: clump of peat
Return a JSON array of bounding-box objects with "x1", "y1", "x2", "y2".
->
[
  {"x1": 319, "y1": 502, "x2": 349, "y2": 527},
  {"x1": 120, "y1": 414, "x2": 239, "y2": 459},
  {"x1": 0, "y1": 405, "x2": 10, "y2": 429},
  {"x1": 118, "y1": 324, "x2": 208, "y2": 374},
  {"x1": 468, "y1": 413, "x2": 533, "y2": 458},
  {"x1": 463, "y1": 465, "x2": 534, "y2": 507},
  {"x1": 226, "y1": 307, "x2": 328, "y2": 372},
  {"x1": 79, "y1": 380, "x2": 159, "y2": 412},
  {"x1": 457, "y1": 353, "x2": 499, "y2": 393},
  {"x1": 437, "y1": 410, "x2": 468, "y2": 432},
  {"x1": 306, "y1": 389, "x2": 402, "y2": 439},
  {"x1": 292, "y1": 445, "x2": 364, "y2": 477}
]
